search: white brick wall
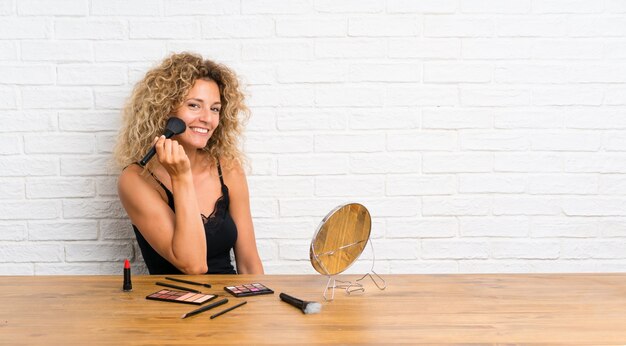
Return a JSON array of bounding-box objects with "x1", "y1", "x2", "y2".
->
[{"x1": 2, "y1": 0, "x2": 626, "y2": 275}]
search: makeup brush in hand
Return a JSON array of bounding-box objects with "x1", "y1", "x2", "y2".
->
[
  {"x1": 139, "y1": 117, "x2": 186, "y2": 167},
  {"x1": 279, "y1": 292, "x2": 321, "y2": 314}
]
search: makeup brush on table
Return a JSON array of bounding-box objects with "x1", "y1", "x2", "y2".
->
[{"x1": 279, "y1": 292, "x2": 321, "y2": 314}]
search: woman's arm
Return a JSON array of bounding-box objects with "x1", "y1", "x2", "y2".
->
[
  {"x1": 118, "y1": 137, "x2": 208, "y2": 274},
  {"x1": 226, "y1": 162, "x2": 264, "y2": 274}
]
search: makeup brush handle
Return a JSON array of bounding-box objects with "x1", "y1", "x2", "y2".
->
[{"x1": 279, "y1": 292, "x2": 304, "y2": 308}]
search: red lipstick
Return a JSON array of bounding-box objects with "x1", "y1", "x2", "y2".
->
[{"x1": 123, "y1": 259, "x2": 132, "y2": 291}]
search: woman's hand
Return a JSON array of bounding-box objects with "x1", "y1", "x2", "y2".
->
[{"x1": 153, "y1": 135, "x2": 191, "y2": 178}]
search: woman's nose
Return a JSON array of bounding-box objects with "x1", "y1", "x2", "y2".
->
[{"x1": 199, "y1": 109, "x2": 213, "y2": 123}]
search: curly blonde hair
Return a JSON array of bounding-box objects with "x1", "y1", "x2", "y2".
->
[{"x1": 114, "y1": 52, "x2": 249, "y2": 171}]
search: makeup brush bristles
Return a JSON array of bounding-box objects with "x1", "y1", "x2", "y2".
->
[
  {"x1": 303, "y1": 301, "x2": 322, "y2": 314},
  {"x1": 279, "y1": 292, "x2": 322, "y2": 314}
]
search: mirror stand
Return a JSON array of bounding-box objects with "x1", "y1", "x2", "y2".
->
[
  {"x1": 322, "y1": 277, "x2": 363, "y2": 301},
  {"x1": 318, "y1": 238, "x2": 387, "y2": 301},
  {"x1": 356, "y1": 238, "x2": 387, "y2": 290}
]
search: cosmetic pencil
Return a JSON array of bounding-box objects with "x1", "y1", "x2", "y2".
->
[
  {"x1": 181, "y1": 298, "x2": 228, "y2": 319},
  {"x1": 165, "y1": 277, "x2": 211, "y2": 288},
  {"x1": 156, "y1": 281, "x2": 201, "y2": 293},
  {"x1": 210, "y1": 301, "x2": 247, "y2": 319}
]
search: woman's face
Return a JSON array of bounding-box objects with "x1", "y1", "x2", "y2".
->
[{"x1": 172, "y1": 79, "x2": 221, "y2": 150}]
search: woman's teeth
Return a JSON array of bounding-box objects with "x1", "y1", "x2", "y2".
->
[{"x1": 191, "y1": 127, "x2": 208, "y2": 134}]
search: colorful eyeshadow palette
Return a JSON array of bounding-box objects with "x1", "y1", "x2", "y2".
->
[
  {"x1": 224, "y1": 283, "x2": 274, "y2": 297},
  {"x1": 146, "y1": 289, "x2": 217, "y2": 305}
]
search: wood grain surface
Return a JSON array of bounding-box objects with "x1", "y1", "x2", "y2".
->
[{"x1": 2, "y1": 274, "x2": 626, "y2": 344}]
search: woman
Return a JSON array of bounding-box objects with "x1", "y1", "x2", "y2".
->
[{"x1": 114, "y1": 52, "x2": 264, "y2": 275}]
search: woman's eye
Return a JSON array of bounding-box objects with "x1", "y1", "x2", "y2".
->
[
  {"x1": 188, "y1": 103, "x2": 200, "y2": 109},
  {"x1": 211, "y1": 107, "x2": 221, "y2": 112}
]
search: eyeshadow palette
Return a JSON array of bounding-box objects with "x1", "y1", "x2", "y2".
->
[
  {"x1": 224, "y1": 283, "x2": 274, "y2": 297},
  {"x1": 146, "y1": 289, "x2": 217, "y2": 305}
]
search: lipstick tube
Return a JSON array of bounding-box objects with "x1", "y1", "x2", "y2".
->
[{"x1": 123, "y1": 259, "x2": 132, "y2": 291}]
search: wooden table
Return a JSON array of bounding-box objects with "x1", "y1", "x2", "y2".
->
[{"x1": 2, "y1": 274, "x2": 626, "y2": 344}]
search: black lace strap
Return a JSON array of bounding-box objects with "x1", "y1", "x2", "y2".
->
[
  {"x1": 217, "y1": 159, "x2": 225, "y2": 187},
  {"x1": 148, "y1": 171, "x2": 168, "y2": 191},
  {"x1": 134, "y1": 162, "x2": 174, "y2": 206}
]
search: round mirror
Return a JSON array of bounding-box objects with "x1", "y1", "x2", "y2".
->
[{"x1": 309, "y1": 203, "x2": 372, "y2": 276}]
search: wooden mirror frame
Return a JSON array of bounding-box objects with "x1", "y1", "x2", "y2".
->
[{"x1": 309, "y1": 203, "x2": 372, "y2": 276}]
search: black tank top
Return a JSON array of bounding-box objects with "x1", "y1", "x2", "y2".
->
[{"x1": 132, "y1": 161, "x2": 237, "y2": 274}]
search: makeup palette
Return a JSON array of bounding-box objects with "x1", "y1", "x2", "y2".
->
[
  {"x1": 146, "y1": 289, "x2": 217, "y2": 305},
  {"x1": 224, "y1": 283, "x2": 274, "y2": 297}
]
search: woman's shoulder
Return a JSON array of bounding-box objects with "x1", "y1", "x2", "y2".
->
[
  {"x1": 217, "y1": 158, "x2": 248, "y2": 191},
  {"x1": 218, "y1": 157, "x2": 246, "y2": 180},
  {"x1": 119, "y1": 162, "x2": 142, "y2": 178},
  {"x1": 118, "y1": 163, "x2": 150, "y2": 191}
]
